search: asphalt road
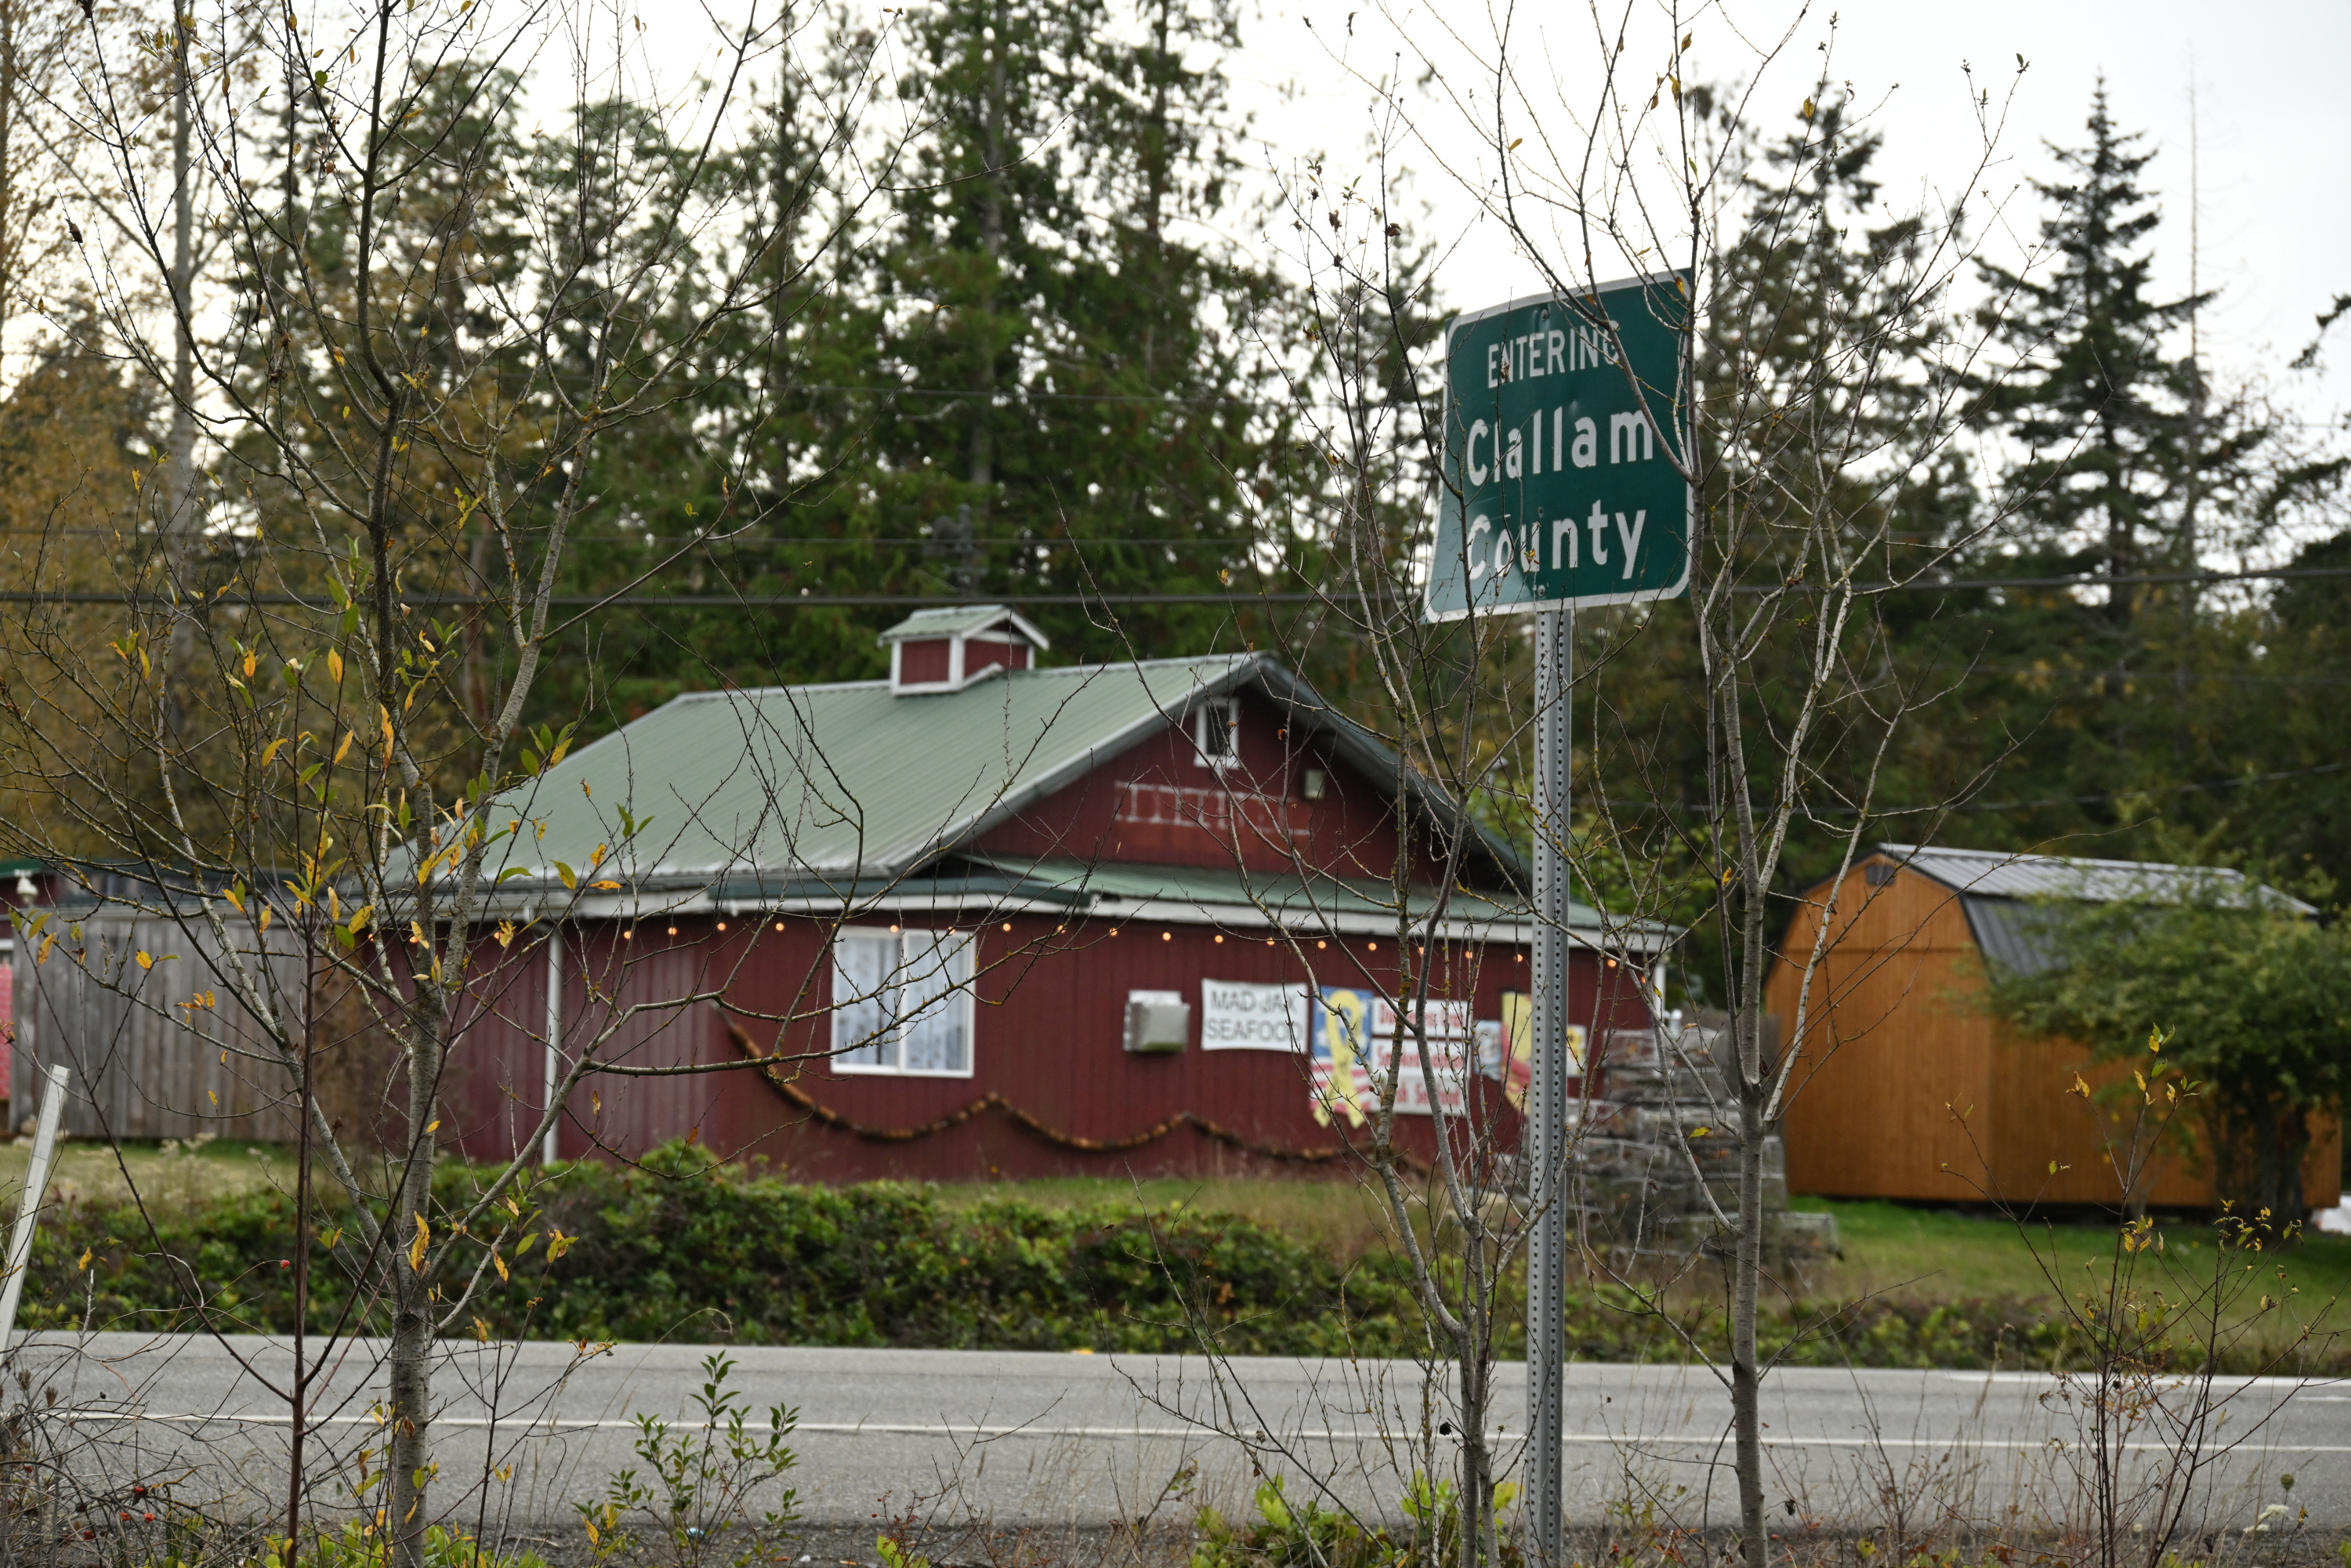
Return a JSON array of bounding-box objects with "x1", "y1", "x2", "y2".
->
[{"x1": 9, "y1": 1334, "x2": 2346, "y2": 1537}]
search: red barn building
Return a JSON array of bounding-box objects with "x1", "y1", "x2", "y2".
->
[{"x1": 438, "y1": 608, "x2": 1667, "y2": 1180}]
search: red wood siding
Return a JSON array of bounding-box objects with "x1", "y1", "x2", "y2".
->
[
  {"x1": 966, "y1": 640, "x2": 1027, "y2": 675},
  {"x1": 440, "y1": 914, "x2": 1654, "y2": 1182},
  {"x1": 898, "y1": 639, "x2": 951, "y2": 683},
  {"x1": 974, "y1": 689, "x2": 1436, "y2": 880}
]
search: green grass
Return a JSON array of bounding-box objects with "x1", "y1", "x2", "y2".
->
[
  {"x1": 0, "y1": 1135, "x2": 293, "y2": 1218},
  {"x1": 938, "y1": 1176, "x2": 2351, "y2": 1349},
  {"x1": 1793, "y1": 1194, "x2": 2351, "y2": 1338}
]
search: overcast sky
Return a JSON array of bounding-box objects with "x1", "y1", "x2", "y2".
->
[
  {"x1": 1220, "y1": 0, "x2": 2351, "y2": 420},
  {"x1": 616, "y1": 0, "x2": 2349, "y2": 433}
]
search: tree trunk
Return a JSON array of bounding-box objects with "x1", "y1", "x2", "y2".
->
[
  {"x1": 386, "y1": 1001, "x2": 443, "y2": 1563},
  {"x1": 1731, "y1": 1010, "x2": 1768, "y2": 1568}
]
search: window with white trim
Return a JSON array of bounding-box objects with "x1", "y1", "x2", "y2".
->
[
  {"x1": 831, "y1": 928, "x2": 976, "y2": 1076},
  {"x1": 1194, "y1": 697, "x2": 1241, "y2": 770}
]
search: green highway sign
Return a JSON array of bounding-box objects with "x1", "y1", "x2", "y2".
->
[{"x1": 1423, "y1": 273, "x2": 1694, "y2": 620}]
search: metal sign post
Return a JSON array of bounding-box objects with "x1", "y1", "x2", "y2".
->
[
  {"x1": 1524, "y1": 604, "x2": 1573, "y2": 1559},
  {"x1": 1424, "y1": 273, "x2": 1692, "y2": 1566}
]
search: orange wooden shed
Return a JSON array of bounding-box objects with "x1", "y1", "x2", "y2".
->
[{"x1": 1767, "y1": 846, "x2": 2342, "y2": 1214}]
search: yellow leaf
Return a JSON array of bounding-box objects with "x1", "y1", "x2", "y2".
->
[
  {"x1": 408, "y1": 1215, "x2": 430, "y2": 1272},
  {"x1": 491, "y1": 1248, "x2": 509, "y2": 1282},
  {"x1": 425, "y1": 1119, "x2": 440, "y2": 1135},
  {"x1": 589, "y1": 880, "x2": 621, "y2": 891},
  {"x1": 545, "y1": 1228, "x2": 575, "y2": 1261},
  {"x1": 555, "y1": 862, "x2": 578, "y2": 890},
  {"x1": 37, "y1": 934, "x2": 51, "y2": 964},
  {"x1": 1801, "y1": 96, "x2": 1815, "y2": 118},
  {"x1": 260, "y1": 737, "x2": 289, "y2": 768},
  {"x1": 241, "y1": 647, "x2": 258, "y2": 678},
  {"x1": 136, "y1": 951, "x2": 154, "y2": 970},
  {"x1": 78, "y1": 1248, "x2": 92, "y2": 1270},
  {"x1": 208, "y1": 1090, "x2": 219, "y2": 1107},
  {"x1": 259, "y1": 905, "x2": 272, "y2": 933},
  {"x1": 335, "y1": 730, "x2": 354, "y2": 765},
  {"x1": 472, "y1": 1316, "x2": 491, "y2": 1342},
  {"x1": 328, "y1": 649, "x2": 345, "y2": 684}
]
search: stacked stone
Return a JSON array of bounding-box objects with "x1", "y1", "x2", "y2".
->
[{"x1": 1567, "y1": 1022, "x2": 1837, "y2": 1266}]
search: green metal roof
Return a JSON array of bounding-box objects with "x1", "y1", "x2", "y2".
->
[
  {"x1": 451, "y1": 654, "x2": 1534, "y2": 905},
  {"x1": 973, "y1": 857, "x2": 1657, "y2": 944},
  {"x1": 704, "y1": 856, "x2": 1667, "y2": 948}
]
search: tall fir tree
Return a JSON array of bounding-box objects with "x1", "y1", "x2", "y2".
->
[
  {"x1": 860, "y1": 0, "x2": 1301, "y2": 662},
  {"x1": 1918, "y1": 88, "x2": 2291, "y2": 859},
  {"x1": 1972, "y1": 85, "x2": 2204, "y2": 636}
]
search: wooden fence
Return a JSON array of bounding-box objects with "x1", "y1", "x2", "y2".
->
[{"x1": 9, "y1": 911, "x2": 309, "y2": 1141}]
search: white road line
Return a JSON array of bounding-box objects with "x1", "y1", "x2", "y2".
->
[{"x1": 47, "y1": 1413, "x2": 2351, "y2": 1454}]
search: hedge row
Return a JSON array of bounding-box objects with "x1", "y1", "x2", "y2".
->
[{"x1": 6, "y1": 1146, "x2": 2244, "y2": 1371}]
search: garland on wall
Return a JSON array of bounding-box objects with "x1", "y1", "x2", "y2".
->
[{"x1": 721, "y1": 1019, "x2": 1418, "y2": 1171}]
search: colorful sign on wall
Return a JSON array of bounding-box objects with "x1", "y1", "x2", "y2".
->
[{"x1": 1310, "y1": 989, "x2": 1476, "y2": 1123}]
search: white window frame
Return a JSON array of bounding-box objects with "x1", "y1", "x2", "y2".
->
[
  {"x1": 1193, "y1": 697, "x2": 1241, "y2": 771},
  {"x1": 830, "y1": 927, "x2": 976, "y2": 1077}
]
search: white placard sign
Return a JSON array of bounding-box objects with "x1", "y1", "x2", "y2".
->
[{"x1": 1199, "y1": 980, "x2": 1310, "y2": 1052}]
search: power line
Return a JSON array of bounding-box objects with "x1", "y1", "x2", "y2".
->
[
  {"x1": 4, "y1": 565, "x2": 2349, "y2": 611},
  {"x1": 1621, "y1": 758, "x2": 2351, "y2": 824},
  {"x1": 1864, "y1": 759, "x2": 2351, "y2": 817}
]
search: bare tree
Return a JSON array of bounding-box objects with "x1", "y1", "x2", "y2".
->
[
  {"x1": 1186, "y1": 15, "x2": 2049, "y2": 1568},
  {"x1": 0, "y1": 0, "x2": 912, "y2": 1555}
]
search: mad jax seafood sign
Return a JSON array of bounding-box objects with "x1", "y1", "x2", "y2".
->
[{"x1": 1423, "y1": 273, "x2": 1694, "y2": 618}]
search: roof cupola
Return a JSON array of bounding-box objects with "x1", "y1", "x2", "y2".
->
[{"x1": 878, "y1": 605, "x2": 1051, "y2": 694}]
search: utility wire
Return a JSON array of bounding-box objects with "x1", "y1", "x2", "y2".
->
[
  {"x1": 6, "y1": 563, "x2": 2350, "y2": 610},
  {"x1": 1839, "y1": 759, "x2": 2351, "y2": 817}
]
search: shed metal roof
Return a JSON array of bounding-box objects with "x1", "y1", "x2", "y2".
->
[{"x1": 1879, "y1": 844, "x2": 2313, "y2": 914}]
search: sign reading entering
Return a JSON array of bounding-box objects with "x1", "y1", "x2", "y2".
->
[{"x1": 1423, "y1": 274, "x2": 1694, "y2": 620}]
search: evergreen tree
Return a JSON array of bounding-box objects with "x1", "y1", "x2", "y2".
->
[
  {"x1": 1896, "y1": 88, "x2": 2287, "y2": 860},
  {"x1": 859, "y1": 0, "x2": 1302, "y2": 662},
  {"x1": 1972, "y1": 85, "x2": 2204, "y2": 635}
]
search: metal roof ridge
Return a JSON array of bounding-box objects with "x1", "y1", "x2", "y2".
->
[
  {"x1": 1878, "y1": 842, "x2": 2251, "y2": 878},
  {"x1": 959, "y1": 852, "x2": 1671, "y2": 929},
  {"x1": 627, "y1": 654, "x2": 1255, "y2": 712},
  {"x1": 665, "y1": 678, "x2": 892, "y2": 701}
]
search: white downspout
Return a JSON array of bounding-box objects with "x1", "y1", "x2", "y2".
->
[{"x1": 542, "y1": 926, "x2": 563, "y2": 1164}]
